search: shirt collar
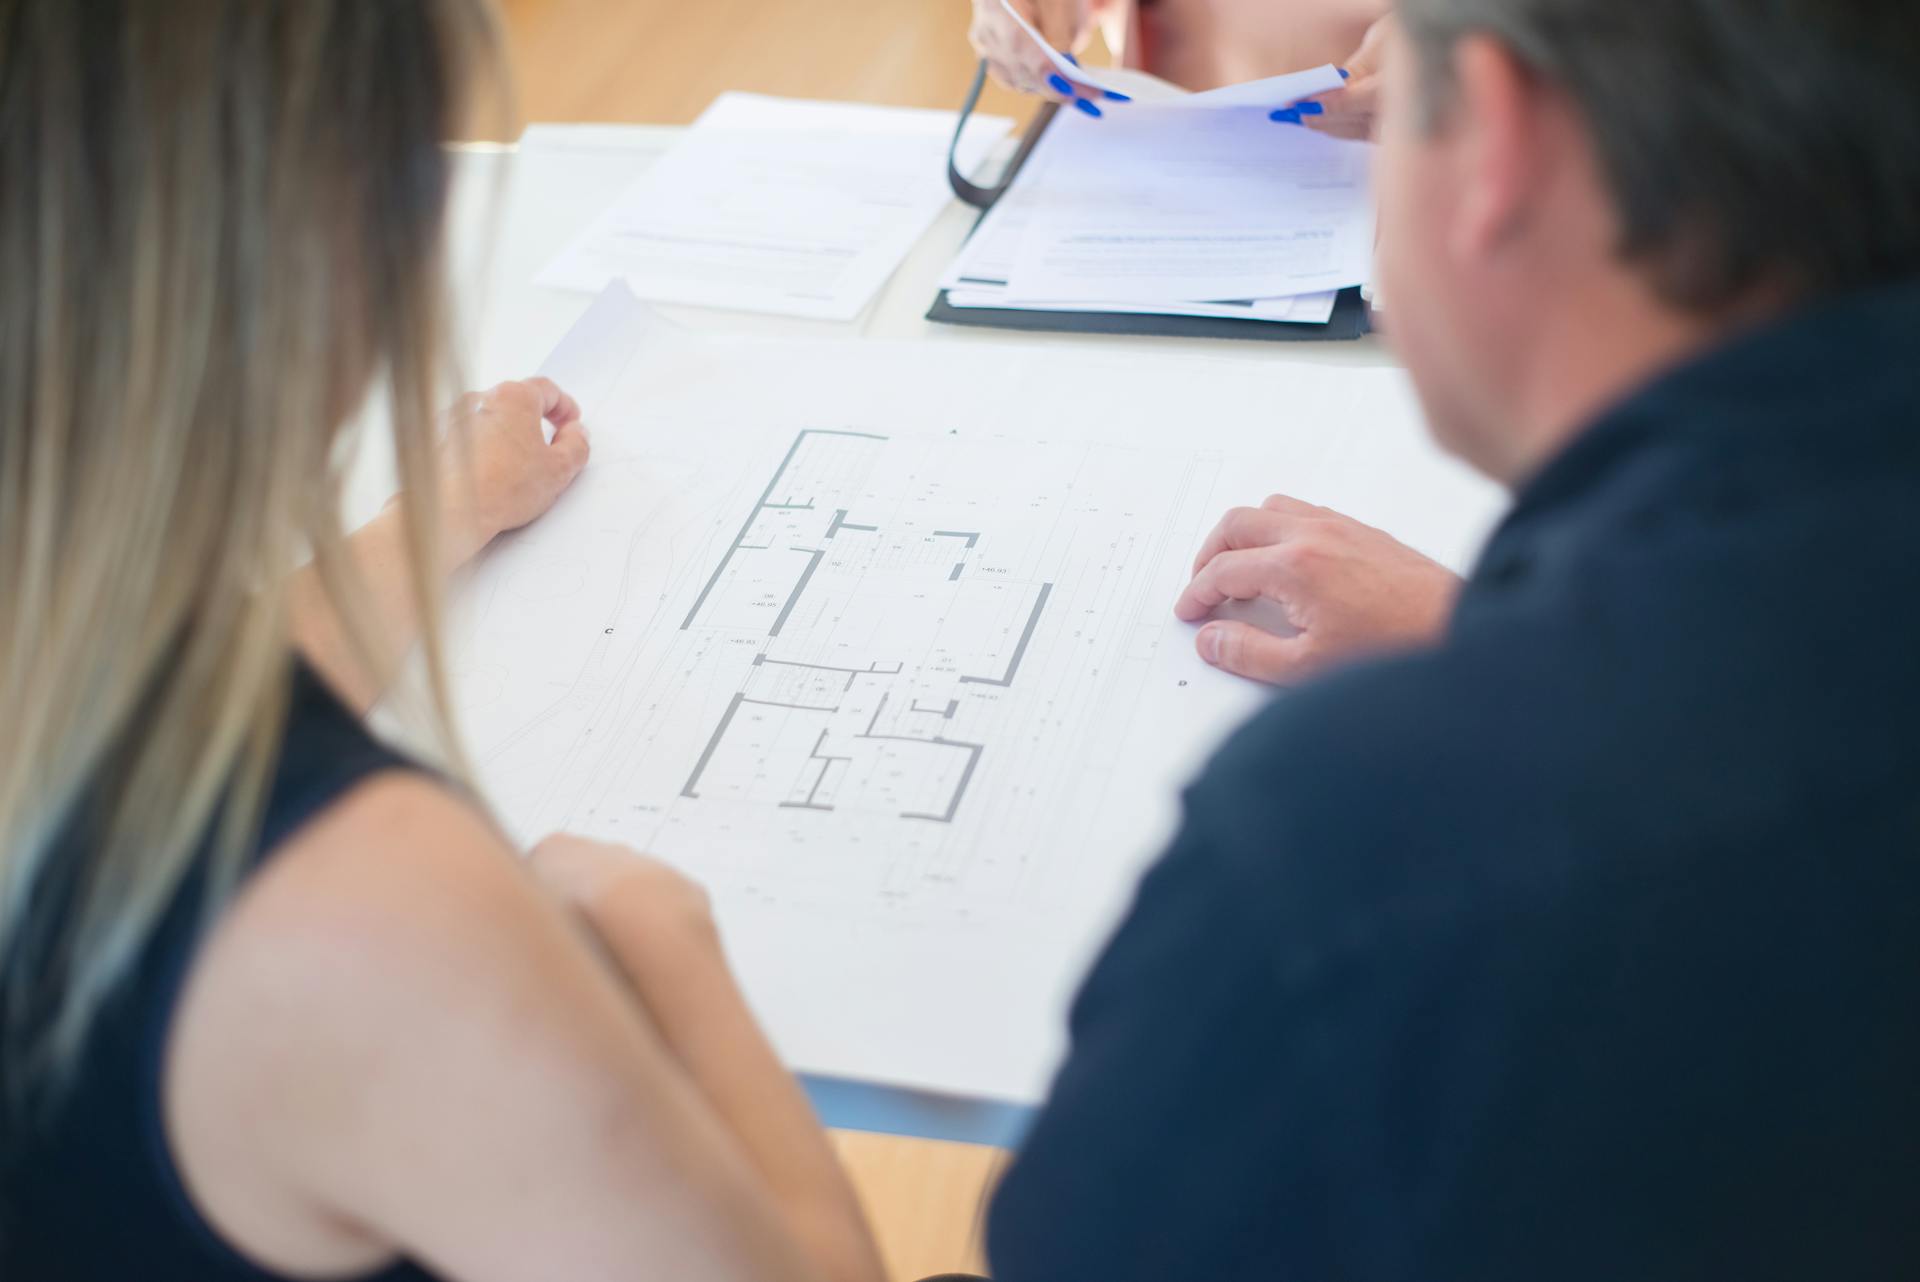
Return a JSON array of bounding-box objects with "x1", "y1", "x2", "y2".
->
[{"x1": 1472, "y1": 278, "x2": 1920, "y2": 571}]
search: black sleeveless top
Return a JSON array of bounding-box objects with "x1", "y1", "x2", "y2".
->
[{"x1": 1, "y1": 663, "x2": 443, "y2": 1282}]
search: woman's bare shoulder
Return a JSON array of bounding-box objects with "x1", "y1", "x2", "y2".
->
[
  {"x1": 161, "y1": 772, "x2": 579, "y2": 1272},
  {"x1": 164, "y1": 772, "x2": 814, "y2": 1282}
]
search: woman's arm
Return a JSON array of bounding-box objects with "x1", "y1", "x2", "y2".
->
[
  {"x1": 165, "y1": 778, "x2": 864, "y2": 1282},
  {"x1": 293, "y1": 377, "x2": 588, "y2": 713},
  {"x1": 528, "y1": 837, "x2": 889, "y2": 1282}
]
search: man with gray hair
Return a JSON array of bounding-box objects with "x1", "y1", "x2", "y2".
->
[{"x1": 985, "y1": 2, "x2": 1920, "y2": 1278}]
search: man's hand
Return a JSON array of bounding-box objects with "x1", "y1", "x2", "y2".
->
[
  {"x1": 442, "y1": 377, "x2": 590, "y2": 561},
  {"x1": 1175, "y1": 494, "x2": 1462, "y2": 684}
]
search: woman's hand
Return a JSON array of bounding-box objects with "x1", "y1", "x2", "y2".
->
[
  {"x1": 442, "y1": 376, "x2": 591, "y2": 563},
  {"x1": 528, "y1": 834, "x2": 713, "y2": 939},
  {"x1": 1273, "y1": 13, "x2": 1396, "y2": 139},
  {"x1": 525, "y1": 832, "x2": 887, "y2": 1282},
  {"x1": 293, "y1": 377, "x2": 588, "y2": 713},
  {"x1": 1174, "y1": 493, "x2": 1461, "y2": 684},
  {"x1": 970, "y1": 0, "x2": 1111, "y2": 109}
]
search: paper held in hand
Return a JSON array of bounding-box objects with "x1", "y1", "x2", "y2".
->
[
  {"x1": 947, "y1": 3, "x2": 1374, "y2": 324},
  {"x1": 995, "y1": 0, "x2": 1347, "y2": 110}
]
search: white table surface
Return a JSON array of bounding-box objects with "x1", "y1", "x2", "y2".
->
[
  {"x1": 366, "y1": 124, "x2": 1406, "y2": 1145},
  {"x1": 349, "y1": 124, "x2": 1398, "y2": 520},
  {"x1": 475, "y1": 124, "x2": 1396, "y2": 348}
]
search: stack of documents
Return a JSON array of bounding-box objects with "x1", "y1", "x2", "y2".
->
[
  {"x1": 540, "y1": 93, "x2": 1010, "y2": 321},
  {"x1": 941, "y1": 62, "x2": 1376, "y2": 328}
]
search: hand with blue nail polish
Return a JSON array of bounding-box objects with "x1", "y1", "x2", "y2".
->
[
  {"x1": 1293, "y1": 13, "x2": 1396, "y2": 141},
  {"x1": 1066, "y1": 51, "x2": 1129, "y2": 105},
  {"x1": 1045, "y1": 72, "x2": 1111, "y2": 119},
  {"x1": 970, "y1": 0, "x2": 1113, "y2": 99}
]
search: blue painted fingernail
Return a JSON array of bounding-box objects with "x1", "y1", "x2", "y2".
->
[
  {"x1": 1064, "y1": 52, "x2": 1080, "y2": 66},
  {"x1": 1074, "y1": 97, "x2": 1103, "y2": 118},
  {"x1": 1048, "y1": 74, "x2": 1075, "y2": 97},
  {"x1": 1103, "y1": 90, "x2": 1132, "y2": 102},
  {"x1": 1297, "y1": 100, "x2": 1325, "y2": 115},
  {"x1": 1338, "y1": 66, "x2": 1352, "y2": 79},
  {"x1": 1269, "y1": 107, "x2": 1302, "y2": 124}
]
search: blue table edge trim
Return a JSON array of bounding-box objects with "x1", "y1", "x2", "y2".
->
[{"x1": 802, "y1": 1072, "x2": 1036, "y2": 1149}]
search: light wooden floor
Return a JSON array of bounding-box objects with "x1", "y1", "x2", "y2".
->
[
  {"x1": 831, "y1": 1130, "x2": 1007, "y2": 1279},
  {"x1": 493, "y1": 2, "x2": 1042, "y2": 1277},
  {"x1": 497, "y1": 0, "x2": 1052, "y2": 128}
]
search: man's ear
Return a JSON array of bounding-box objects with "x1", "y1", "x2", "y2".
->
[{"x1": 1447, "y1": 34, "x2": 1550, "y2": 263}]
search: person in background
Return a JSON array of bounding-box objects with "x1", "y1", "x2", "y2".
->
[
  {"x1": 970, "y1": 0, "x2": 1389, "y2": 130},
  {"x1": 989, "y1": 0, "x2": 1920, "y2": 1277},
  {"x1": 0, "y1": 5, "x2": 883, "y2": 1282}
]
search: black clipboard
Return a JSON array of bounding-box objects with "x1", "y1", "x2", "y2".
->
[{"x1": 930, "y1": 61, "x2": 1371, "y2": 343}]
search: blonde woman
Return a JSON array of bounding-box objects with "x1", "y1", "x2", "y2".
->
[{"x1": 0, "y1": 5, "x2": 884, "y2": 1282}]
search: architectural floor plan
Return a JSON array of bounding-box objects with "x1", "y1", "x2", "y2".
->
[
  {"x1": 445, "y1": 286, "x2": 1507, "y2": 1101},
  {"x1": 673, "y1": 428, "x2": 1045, "y2": 828}
]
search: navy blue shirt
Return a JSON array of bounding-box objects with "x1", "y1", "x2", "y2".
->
[{"x1": 989, "y1": 283, "x2": 1920, "y2": 1281}]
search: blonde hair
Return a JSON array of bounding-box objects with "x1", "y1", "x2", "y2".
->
[{"x1": 0, "y1": 0, "x2": 503, "y2": 1109}]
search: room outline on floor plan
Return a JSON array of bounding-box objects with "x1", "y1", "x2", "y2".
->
[{"x1": 672, "y1": 427, "x2": 1056, "y2": 826}]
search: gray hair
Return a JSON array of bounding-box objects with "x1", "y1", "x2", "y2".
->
[{"x1": 1397, "y1": 0, "x2": 1920, "y2": 309}]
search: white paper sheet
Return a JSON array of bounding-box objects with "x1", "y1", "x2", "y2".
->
[
  {"x1": 535, "y1": 94, "x2": 1010, "y2": 320},
  {"x1": 942, "y1": 127, "x2": 1341, "y2": 324},
  {"x1": 995, "y1": 0, "x2": 1345, "y2": 111},
  {"x1": 1002, "y1": 107, "x2": 1376, "y2": 304},
  {"x1": 447, "y1": 284, "x2": 1506, "y2": 1103},
  {"x1": 945, "y1": 286, "x2": 1338, "y2": 324},
  {"x1": 940, "y1": 152, "x2": 1050, "y2": 291}
]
